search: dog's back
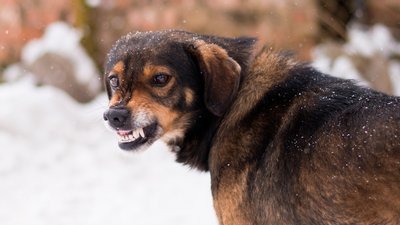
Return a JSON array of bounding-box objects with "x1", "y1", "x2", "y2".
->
[{"x1": 211, "y1": 50, "x2": 400, "y2": 225}]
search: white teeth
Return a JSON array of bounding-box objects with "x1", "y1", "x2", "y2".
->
[
  {"x1": 117, "y1": 128, "x2": 146, "y2": 143},
  {"x1": 139, "y1": 128, "x2": 145, "y2": 137},
  {"x1": 132, "y1": 130, "x2": 139, "y2": 139}
]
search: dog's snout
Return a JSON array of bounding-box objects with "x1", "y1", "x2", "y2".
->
[{"x1": 103, "y1": 107, "x2": 130, "y2": 128}]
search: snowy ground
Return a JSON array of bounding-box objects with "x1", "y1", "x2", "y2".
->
[
  {"x1": 0, "y1": 22, "x2": 217, "y2": 225},
  {"x1": 1, "y1": 22, "x2": 400, "y2": 225},
  {"x1": 0, "y1": 79, "x2": 217, "y2": 225}
]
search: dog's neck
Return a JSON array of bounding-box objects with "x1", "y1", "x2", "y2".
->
[
  {"x1": 222, "y1": 50, "x2": 297, "y2": 128},
  {"x1": 174, "y1": 49, "x2": 298, "y2": 171},
  {"x1": 175, "y1": 110, "x2": 221, "y2": 171},
  {"x1": 173, "y1": 39, "x2": 259, "y2": 171}
]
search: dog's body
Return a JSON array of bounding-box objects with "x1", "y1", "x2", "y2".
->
[{"x1": 103, "y1": 30, "x2": 400, "y2": 224}]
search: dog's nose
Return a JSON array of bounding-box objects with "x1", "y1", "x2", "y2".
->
[{"x1": 103, "y1": 107, "x2": 130, "y2": 128}]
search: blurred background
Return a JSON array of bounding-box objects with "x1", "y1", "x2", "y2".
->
[{"x1": 0, "y1": 0, "x2": 400, "y2": 225}]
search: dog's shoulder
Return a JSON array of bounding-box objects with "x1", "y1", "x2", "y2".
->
[
  {"x1": 211, "y1": 47, "x2": 400, "y2": 224},
  {"x1": 221, "y1": 49, "x2": 296, "y2": 126},
  {"x1": 212, "y1": 46, "x2": 400, "y2": 174}
]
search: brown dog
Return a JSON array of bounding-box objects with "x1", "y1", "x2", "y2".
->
[{"x1": 103, "y1": 30, "x2": 400, "y2": 224}]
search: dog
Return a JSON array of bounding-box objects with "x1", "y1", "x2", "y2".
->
[{"x1": 103, "y1": 30, "x2": 400, "y2": 225}]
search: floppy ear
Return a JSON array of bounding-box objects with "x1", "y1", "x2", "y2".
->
[{"x1": 187, "y1": 40, "x2": 242, "y2": 116}]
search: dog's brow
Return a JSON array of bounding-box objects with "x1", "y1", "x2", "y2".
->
[
  {"x1": 143, "y1": 64, "x2": 172, "y2": 77},
  {"x1": 112, "y1": 61, "x2": 125, "y2": 74},
  {"x1": 107, "y1": 72, "x2": 117, "y2": 78}
]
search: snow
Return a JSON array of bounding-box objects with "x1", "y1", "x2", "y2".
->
[
  {"x1": 1, "y1": 22, "x2": 216, "y2": 225},
  {"x1": 313, "y1": 23, "x2": 400, "y2": 95},
  {"x1": 390, "y1": 62, "x2": 400, "y2": 96},
  {"x1": 0, "y1": 79, "x2": 217, "y2": 225},
  {"x1": 21, "y1": 22, "x2": 101, "y2": 94},
  {"x1": 86, "y1": 0, "x2": 102, "y2": 7},
  {"x1": 312, "y1": 51, "x2": 369, "y2": 86},
  {"x1": 345, "y1": 24, "x2": 400, "y2": 57}
]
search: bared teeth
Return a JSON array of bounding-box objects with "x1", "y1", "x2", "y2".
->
[
  {"x1": 139, "y1": 128, "x2": 145, "y2": 137},
  {"x1": 117, "y1": 128, "x2": 145, "y2": 143},
  {"x1": 132, "y1": 130, "x2": 140, "y2": 139}
]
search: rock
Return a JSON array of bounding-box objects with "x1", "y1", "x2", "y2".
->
[{"x1": 29, "y1": 52, "x2": 98, "y2": 103}]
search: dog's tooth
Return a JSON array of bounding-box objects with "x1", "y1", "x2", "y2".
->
[
  {"x1": 129, "y1": 134, "x2": 135, "y2": 140},
  {"x1": 132, "y1": 129, "x2": 140, "y2": 138},
  {"x1": 139, "y1": 128, "x2": 145, "y2": 137}
]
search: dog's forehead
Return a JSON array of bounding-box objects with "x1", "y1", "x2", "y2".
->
[{"x1": 105, "y1": 30, "x2": 196, "y2": 74}]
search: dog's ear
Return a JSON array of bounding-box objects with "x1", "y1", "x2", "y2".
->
[{"x1": 186, "y1": 40, "x2": 244, "y2": 116}]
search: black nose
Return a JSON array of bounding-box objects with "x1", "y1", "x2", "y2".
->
[{"x1": 103, "y1": 107, "x2": 130, "y2": 128}]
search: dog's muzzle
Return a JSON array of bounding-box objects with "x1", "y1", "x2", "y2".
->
[
  {"x1": 103, "y1": 107, "x2": 130, "y2": 129},
  {"x1": 103, "y1": 107, "x2": 159, "y2": 150}
]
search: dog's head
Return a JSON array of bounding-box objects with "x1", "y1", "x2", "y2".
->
[{"x1": 103, "y1": 30, "x2": 255, "y2": 155}]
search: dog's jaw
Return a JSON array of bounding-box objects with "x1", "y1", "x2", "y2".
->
[
  {"x1": 116, "y1": 123, "x2": 159, "y2": 150},
  {"x1": 104, "y1": 118, "x2": 183, "y2": 153},
  {"x1": 125, "y1": 130, "x2": 182, "y2": 153},
  {"x1": 131, "y1": 128, "x2": 184, "y2": 152}
]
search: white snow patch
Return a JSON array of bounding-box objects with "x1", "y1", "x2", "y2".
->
[
  {"x1": 312, "y1": 23, "x2": 400, "y2": 95},
  {"x1": 0, "y1": 80, "x2": 217, "y2": 225},
  {"x1": 345, "y1": 24, "x2": 400, "y2": 57},
  {"x1": 389, "y1": 61, "x2": 400, "y2": 96},
  {"x1": 21, "y1": 22, "x2": 101, "y2": 94},
  {"x1": 86, "y1": 0, "x2": 102, "y2": 7},
  {"x1": 312, "y1": 48, "x2": 369, "y2": 86},
  {"x1": 3, "y1": 63, "x2": 29, "y2": 82}
]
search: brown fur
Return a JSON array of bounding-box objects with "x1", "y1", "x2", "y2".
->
[
  {"x1": 104, "y1": 30, "x2": 400, "y2": 225},
  {"x1": 112, "y1": 61, "x2": 125, "y2": 75},
  {"x1": 188, "y1": 40, "x2": 242, "y2": 116}
]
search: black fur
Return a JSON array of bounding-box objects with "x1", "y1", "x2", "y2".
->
[{"x1": 104, "y1": 30, "x2": 400, "y2": 225}]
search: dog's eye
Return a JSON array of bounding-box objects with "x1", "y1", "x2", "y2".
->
[
  {"x1": 152, "y1": 73, "x2": 171, "y2": 87},
  {"x1": 109, "y1": 75, "x2": 119, "y2": 89}
]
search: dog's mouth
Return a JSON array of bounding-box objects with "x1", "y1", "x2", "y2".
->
[{"x1": 116, "y1": 123, "x2": 158, "y2": 150}]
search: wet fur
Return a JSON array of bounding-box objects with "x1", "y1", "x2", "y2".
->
[{"x1": 105, "y1": 30, "x2": 400, "y2": 225}]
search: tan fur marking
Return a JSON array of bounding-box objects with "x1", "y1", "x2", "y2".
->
[
  {"x1": 142, "y1": 63, "x2": 171, "y2": 78},
  {"x1": 184, "y1": 88, "x2": 194, "y2": 106},
  {"x1": 109, "y1": 93, "x2": 121, "y2": 107},
  {"x1": 106, "y1": 61, "x2": 125, "y2": 107},
  {"x1": 214, "y1": 166, "x2": 250, "y2": 225},
  {"x1": 142, "y1": 63, "x2": 176, "y2": 97},
  {"x1": 111, "y1": 61, "x2": 125, "y2": 75},
  {"x1": 151, "y1": 104, "x2": 179, "y2": 133},
  {"x1": 126, "y1": 89, "x2": 181, "y2": 133}
]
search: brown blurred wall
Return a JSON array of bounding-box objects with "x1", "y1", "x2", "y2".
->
[
  {"x1": 0, "y1": 0, "x2": 318, "y2": 68},
  {"x1": 0, "y1": 0, "x2": 399, "y2": 69},
  {"x1": 0, "y1": 0, "x2": 74, "y2": 67}
]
